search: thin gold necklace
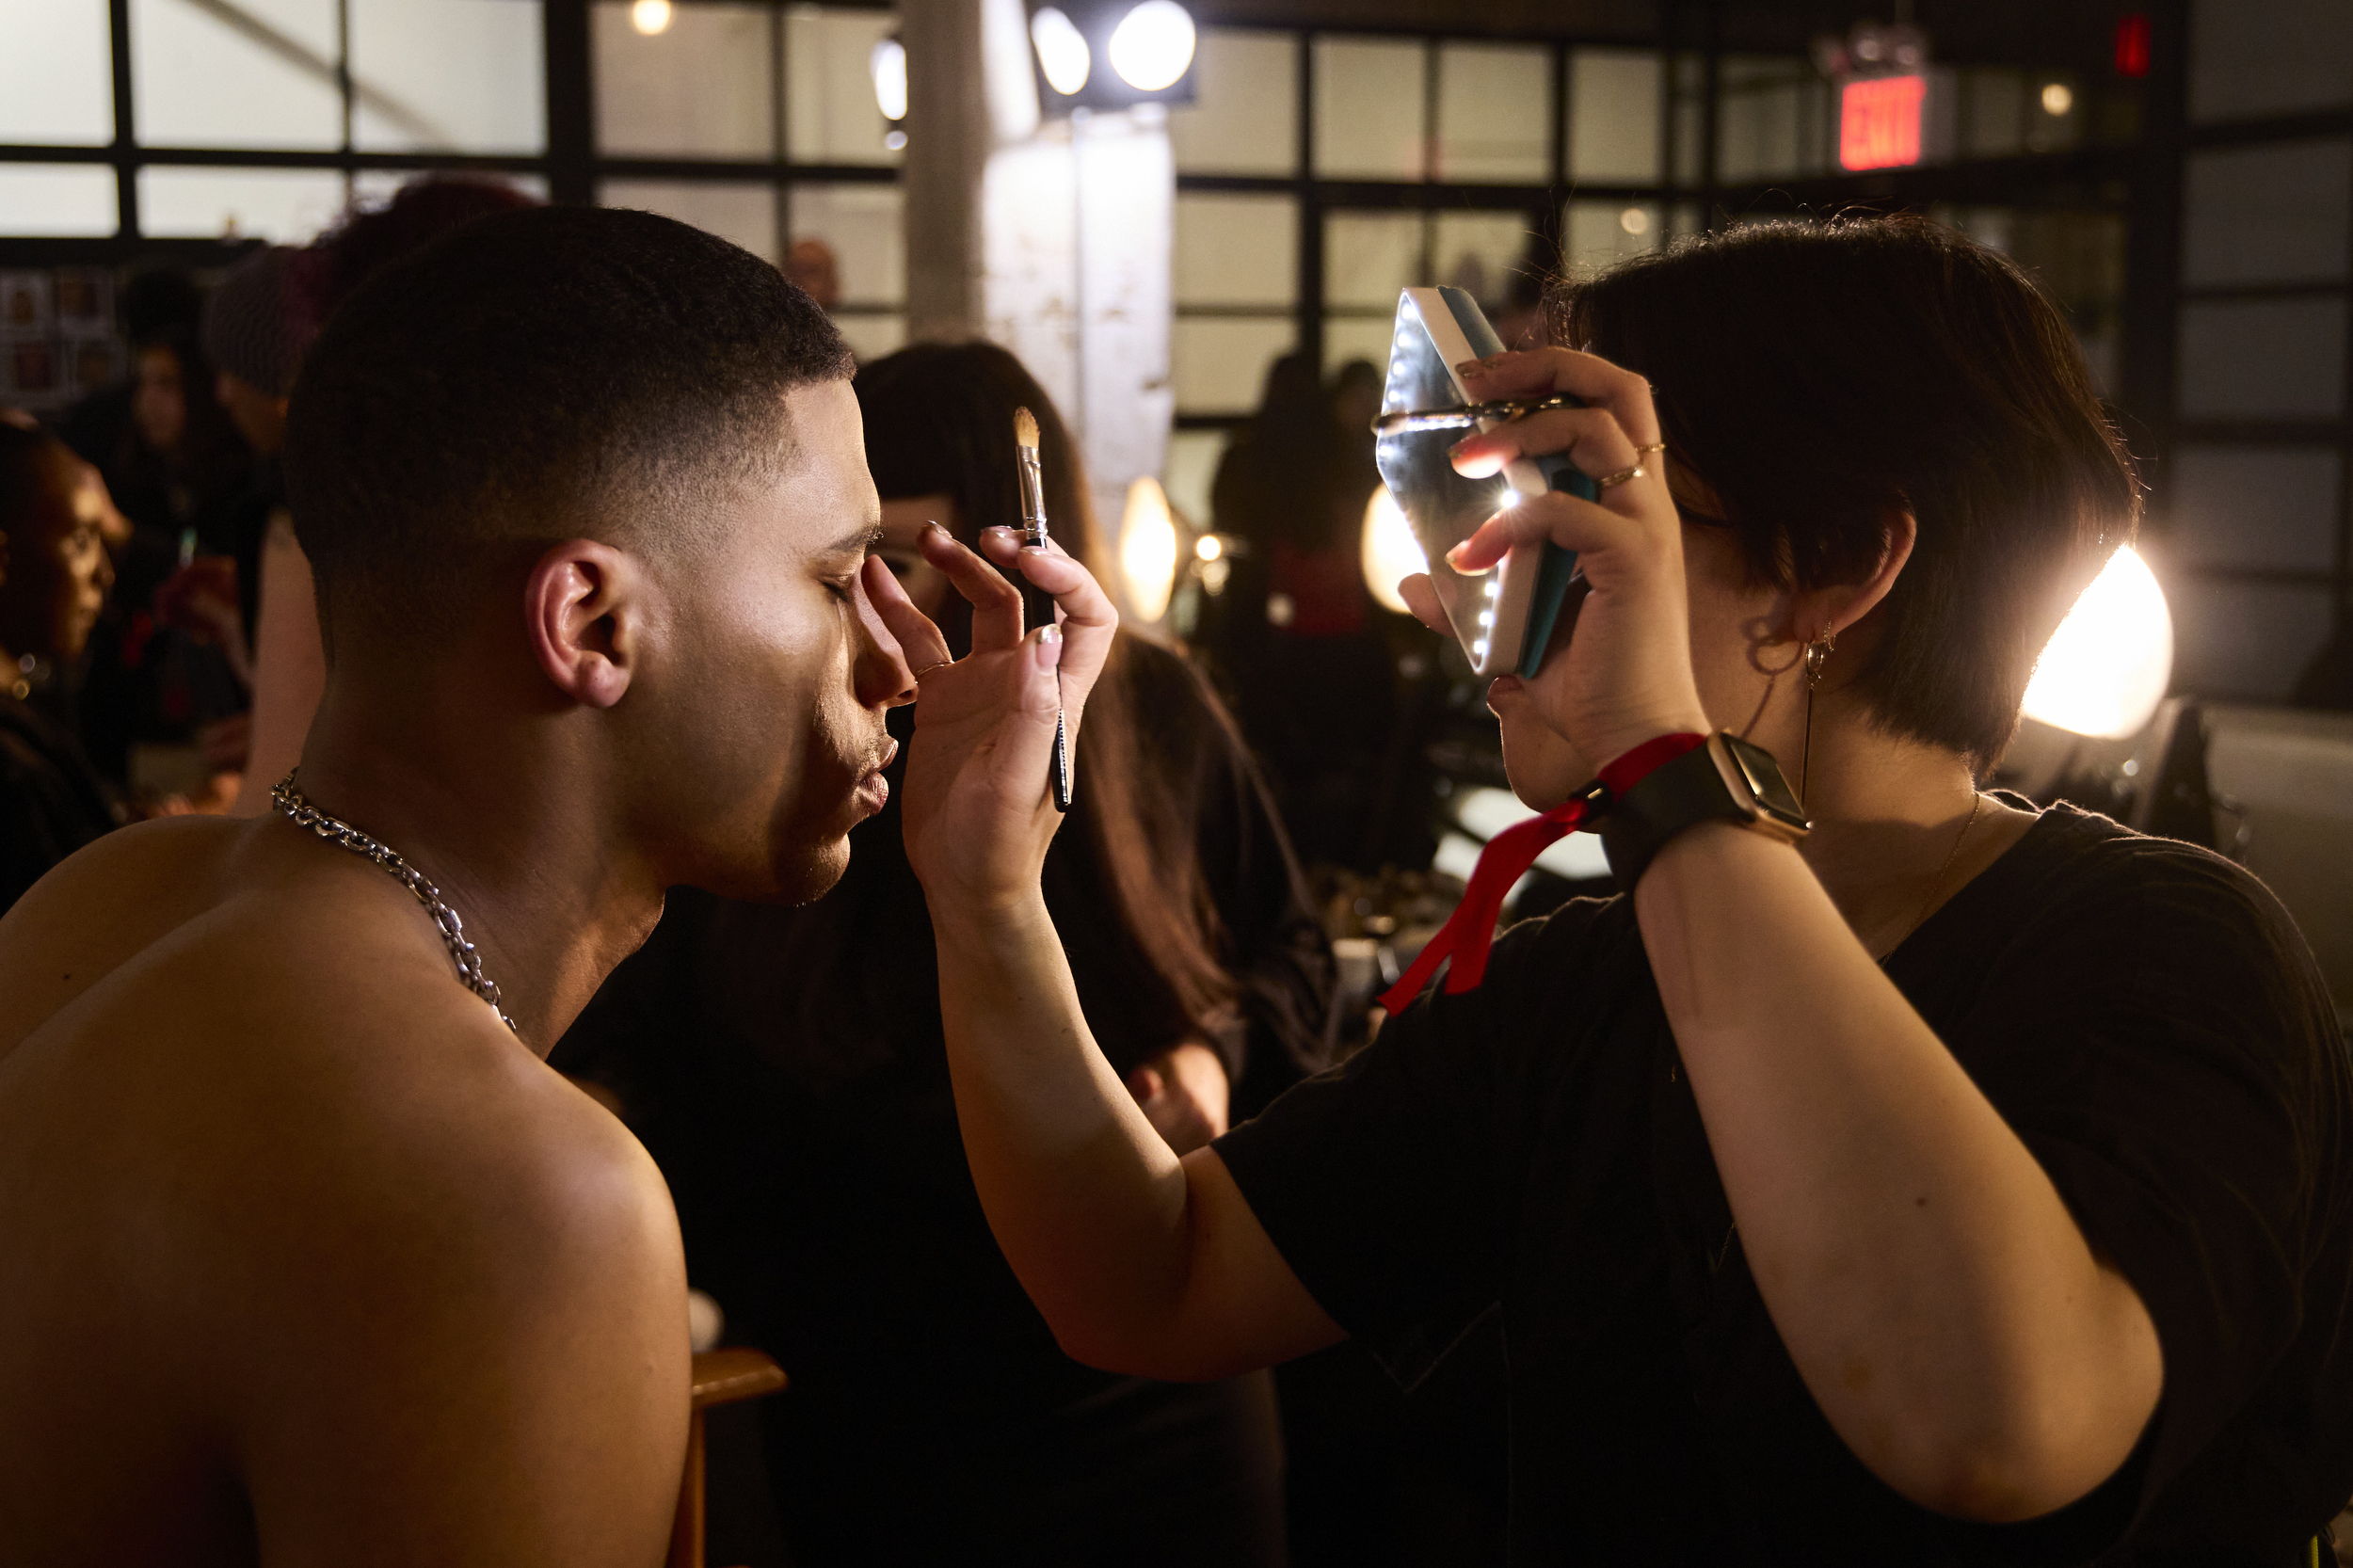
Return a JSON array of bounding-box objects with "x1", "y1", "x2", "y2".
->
[{"x1": 1877, "y1": 792, "x2": 1983, "y2": 963}]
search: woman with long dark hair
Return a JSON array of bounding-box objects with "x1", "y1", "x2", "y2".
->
[{"x1": 554, "y1": 341, "x2": 1331, "y2": 1565}]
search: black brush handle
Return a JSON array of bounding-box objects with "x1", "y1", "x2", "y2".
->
[{"x1": 1017, "y1": 577, "x2": 1072, "y2": 812}]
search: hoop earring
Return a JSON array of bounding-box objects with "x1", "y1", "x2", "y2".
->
[{"x1": 1801, "y1": 628, "x2": 1836, "y2": 807}]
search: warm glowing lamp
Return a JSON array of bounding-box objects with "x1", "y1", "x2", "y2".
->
[
  {"x1": 1120, "y1": 476, "x2": 1178, "y2": 621},
  {"x1": 2021, "y1": 546, "x2": 2172, "y2": 739},
  {"x1": 870, "y1": 38, "x2": 908, "y2": 122},
  {"x1": 1359, "y1": 485, "x2": 1426, "y2": 617},
  {"x1": 1031, "y1": 8, "x2": 1092, "y2": 96},
  {"x1": 631, "y1": 0, "x2": 672, "y2": 36},
  {"x1": 1108, "y1": 1, "x2": 1196, "y2": 92}
]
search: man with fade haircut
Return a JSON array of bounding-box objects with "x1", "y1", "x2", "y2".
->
[{"x1": 0, "y1": 205, "x2": 1024, "y2": 1564}]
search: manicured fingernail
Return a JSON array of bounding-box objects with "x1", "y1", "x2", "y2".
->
[
  {"x1": 1035, "y1": 622, "x2": 1062, "y2": 664},
  {"x1": 923, "y1": 520, "x2": 951, "y2": 539},
  {"x1": 1455, "y1": 360, "x2": 1483, "y2": 376}
]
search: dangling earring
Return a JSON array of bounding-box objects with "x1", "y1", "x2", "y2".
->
[{"x1": 1801, "y1": 628, "x2": 1836, "y2": 807}]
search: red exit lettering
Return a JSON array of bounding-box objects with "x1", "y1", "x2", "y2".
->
[{"x1": 1839, "y1": 73, "x2": 1927, "y2": 170}]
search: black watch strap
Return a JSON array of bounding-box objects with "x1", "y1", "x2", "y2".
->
[{"x1": 1598, "y1": 733, "x2": 1810, "y2": 892}]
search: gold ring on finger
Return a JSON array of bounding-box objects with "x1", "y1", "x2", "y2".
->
[
  {"x1": 1633, "y1": 441, "x2": 1666, "y2": 456},
  {"x1": 913, "y1": 660, "x2": 954, "y2": 679},
  {"x1": 1594, "y1": 464, "x2": 1647, "y2": 490}
]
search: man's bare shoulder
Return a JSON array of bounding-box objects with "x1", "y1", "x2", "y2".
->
[{"x1": 0, "y1": 826, "x2": 686, "y2": 1565}]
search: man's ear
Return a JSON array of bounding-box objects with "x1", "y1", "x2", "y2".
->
[
  {"x1": 1787, "y1": 507, "x2": 1917, "y2": 647},
  {"x1": 523, "y1": 539, "x2": 644, "y2": 709}
]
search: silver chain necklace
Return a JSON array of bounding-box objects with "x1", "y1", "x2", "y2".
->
[{"x1": 271, "y1": 772, "x2": 520, "y2": 1034}]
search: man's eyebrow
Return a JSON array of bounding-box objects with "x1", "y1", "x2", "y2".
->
[{"x1": 824, "y1": 524, "x2": 886, "y2": 558}]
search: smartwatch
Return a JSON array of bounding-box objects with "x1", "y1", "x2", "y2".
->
[{"x1": 1598, "y1": 732, "x2": 1811, "y2": 891}]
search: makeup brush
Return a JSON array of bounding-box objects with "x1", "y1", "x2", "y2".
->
[{"x1": 1013, "y1": 407, "x2": 1072, "y2": 812}]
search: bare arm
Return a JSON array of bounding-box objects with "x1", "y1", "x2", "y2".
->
[
  {"x1": 872, "y1": 533, "x2": 1342, "y2": 1380},
  {"x1": 245, "y1": 1066, "x2": 690, "y2": 1566},
  {"x1": 232, "y1": 511, "x2": 327, "y2": 816}
]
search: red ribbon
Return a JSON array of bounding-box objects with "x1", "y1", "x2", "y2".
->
[{"x1": 1376, "y1": 732, "x2": 1709, "y2": 1016}]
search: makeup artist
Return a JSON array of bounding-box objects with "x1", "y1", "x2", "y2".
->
[
  {"x1": 892, "y1": 216, "x2": 2353, "y2": 1563},
  {"x1": 554, "y1": 343, "x2": 1331, "y2": 1567}
]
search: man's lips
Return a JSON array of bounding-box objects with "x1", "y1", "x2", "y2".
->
[{"x1": 853, "y1": 735, "x2": 900, "y2": 814}]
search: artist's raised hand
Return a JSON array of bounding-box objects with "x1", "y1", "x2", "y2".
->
[
  {"x1": 864, "y1": 524, "x2": 1117, "y2": 912},
  {"x1": 1397, "y1": 347, "x2": 1710, "y2": 780}
]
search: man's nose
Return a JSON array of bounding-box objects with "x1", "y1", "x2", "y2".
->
[{"x1": 852, "y1": 573, "x2": 919, "y2": 709}]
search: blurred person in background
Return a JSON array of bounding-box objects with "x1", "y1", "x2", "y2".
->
[
  {"x1": 0, "y1": 422, "x2": 121, "y2": 910},
  {"x1": 554, "y1": 341, "x2": 1332, "y2": 1568},
  {"x1": 1207, "y1": 354, "x2": 1396, "y2": 870},
  {"x1": 228, "y1": 176, "x2": 539, "y2": 814},
  {"x1": 785, "y1": 238, "x2": 842, "y2": 312},
  {"x1": 61, "y1": 270, "x2": 256, "y2": 792}
]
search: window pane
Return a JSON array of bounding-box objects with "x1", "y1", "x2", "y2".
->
[
  {"x1": 138, "y1": 166, "x2": 348, "y2": 239},
  {"x1": 350, "y1": 0, "x2": 546, "y2": 153},
  {"x1": 1170, "y1": 29, "x2": 1295, "y2": 177},
  {"x1": 600, "y1": 179, "x2": 778, "y2": 264},
  {"x1": 1563, "y1": 200, "x2": 1660, "y2": 275},
  {"x1": 2169, "y1": 578, "x2": 2334, "y2": 700},
  {"x1": 1569, "y1": 49, "x2": 1659, "y2": 184},
  {"x1": 1162, "y1": 427, "x2": 1227, "y2": 531},
  {"x1": 1717, "y1": 56, "x2": 1826, "y2": 182},
  {"x1": 1960, "y1": 70, "x2": 2025, "y2": 159},
  {"x1": 595, "y1": 1, "x2": 775, "y2": 158},
  {"x1": 791, "y1": 184, "x2": 903, "y2": 306},
  {"x1": 1314, "y1": 38, "x2": 1424, "y2": 181},
  {"x1": 1435, "y1": 42, "x2": 1549, "y2": 184},
  {"x1": 2191, "y1": 0, "x2": 2353, "y2": 124},
  {"x1": 1325, "y1": 210, "x2": 1421, "y2": 309},
  {"x1": 132, "y1": 0, "x2": 341, "y2": 150},
  {"x1": 2178, "y1": 298, "x2": 2347, "y2": 421},
  {"x1": 1322, "y1": 313, "x2": 1397, "y2": 376},
  {"x1": 2184, "y1": 139, "x2": 2353, "y2": 288},
  {"x1": 1173, "y1": 316, "x2": 1292, "y2": 416},
  {"x1": 1175, "y1": 195, "x2": 1296, "y2": 308},
  {"x1": 1432, "y1": 210, "x2": 1540, "y2": 311},
  {"x1": 0, "y1": 166, "x2": 119, "y2": 237},
  {"x1": 786, "y1": 8, "x2": 901, "y2": 168},
  {"x1": 829, "y1": 312, "x2": 904, "y2": 363},
  {"x1": 0, "y1": 0, "x2": 113, "y2": 145},
  {"x1": 2169, "y1": 446, "x2": 2341, "y2": 573}
]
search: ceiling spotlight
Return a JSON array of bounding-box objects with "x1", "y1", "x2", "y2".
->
[
  {"x1": 631, "y1": 0, "x2": 672, "y2": 36},
  {"x1": 2041, "y1": 81, "x2": 2074, "y2": 116},
  {"x1": 1619, "y1": 206, "x2": 1650, "y2": 236},
  {"x1": 1031, "y1": 7, "x2": 1092, "y2": 97},
  {"x1": 1109, "y1": 0, "x2": 1196, "y2": 92}
]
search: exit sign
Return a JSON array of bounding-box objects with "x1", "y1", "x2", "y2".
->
[{"x1": 1839, "y1": 73, "x2": 1927, "y2": 170}]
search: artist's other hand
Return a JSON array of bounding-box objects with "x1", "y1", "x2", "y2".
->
[
  {"x1": 867, "y1": 525, "x2": 1117, "y2": 915},
  {"x1": 1126, "y1": 1042, "x2": 1230, "y2": 1156},
  {"x1": 153, "y1": 555, "x2": 255, "y2": 688},
  {"x1": 1396, "y1": 348, "x2": 1709, "y2": 774}
]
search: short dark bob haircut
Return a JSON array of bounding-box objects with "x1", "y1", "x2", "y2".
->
[
  {"x1": 1554, "y1": 214, "x2": 2139, "y2": 772},
  {"x1": 286, "y1": 204, "x2": 853, "y2": 653}
]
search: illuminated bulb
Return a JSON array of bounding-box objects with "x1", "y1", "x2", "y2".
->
[
  {"x1": 884, "y1": 129, "x2": 907, "y2": 151},
  {"x1": 2041, "y1": 82, "x2": 2073, "y2": 117},
  {"x1": 1483, "y1": 577, "x2": 1500, "y2": 598},
  {"x1": 631, "y1": 0, "x2": 672, "y2": 35},
  {"x1": 1194, "y1": 532, "x2": 1223, "y2": 563},
  {"x1": 2020, "y1": 546, "x2": 2172, "y2": 739},
  {"x1": 1471, "y1": 639, "x2": 1489, "y2": 660},
  {"x1": 1476, "y1": 609, "x2": 1493, "y2": 627},
  {"x1": 1119, "y1": 476, "x2": 1178, "y2": 621},
  {"x1": 1031, "y1": 8, "x2": 1091, "y2": 96},
  {"x1": 1499, "y1": 488, "x2": 1520, "y2": 507},
  {"x1": 1110, "y1": 1, "x2": 1196, "y2": 91},
  {"x1": 1359, "y1": 485, "x2": 1427, "y2": 616},
  {"x1": 1619, "y1": 206, "x2": 1650, "y2": 236},
  {"x1": 870, "y1": 37, "x2": 907, "y2": 122}
]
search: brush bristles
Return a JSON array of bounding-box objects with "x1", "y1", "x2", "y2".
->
[{"x1": 1014, "y1": 407, "x2": 1040, "y2": 450}]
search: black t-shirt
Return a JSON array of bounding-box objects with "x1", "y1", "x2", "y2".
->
[{"x1": 1216, "y1": 803, "x2": 2353, "y2": 1565}]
